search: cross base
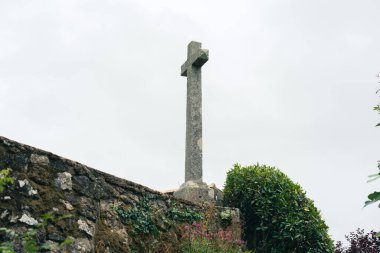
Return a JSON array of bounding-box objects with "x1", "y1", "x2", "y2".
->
[{"x1": 173, "y1": 180, "x2": 223, "y2": 205}]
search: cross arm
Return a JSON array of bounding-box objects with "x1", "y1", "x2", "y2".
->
[{"x1": 181, "y1": 49, "x2": 209, "y2": 77}]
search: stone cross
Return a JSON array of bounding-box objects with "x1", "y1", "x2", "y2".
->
[{"x1": 180, "y1": 41, "x2": 209, "y2": 183}]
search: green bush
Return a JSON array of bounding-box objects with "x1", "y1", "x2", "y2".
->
[{"x1": 223, "y1": 164, "x2": 334, "y2": 253}]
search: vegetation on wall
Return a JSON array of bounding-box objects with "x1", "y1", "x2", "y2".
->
[
  {"x1": 115, "y1": 196, "x2": 203, "y2": 237},
  {"x1": 179, "y1": 203, "x2": 247, "y2": 253},
  {"x1": 115, "y1": 196, "x2": 161, "y2": 236},
  {"x1": 0, "y1": 138, "x2": 248, "y2": 253},
  {"x1": 180, "y1": 222, "x2": 245, "y2": 253},
  {"x1": 0, "y1": 168, "x2": 13, "y2": 193},
  {"x1": 114, "y1": 195, "x2": 246, "y2": 252},
  {"x1": 223, "y1": 163, "x2": 334, "y2": 252},
  {"x1": 0, "y1": 212, "x2": 73, "y2": 253}
]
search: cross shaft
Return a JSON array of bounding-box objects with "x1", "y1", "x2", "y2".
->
[{"x1": 181, "y1": 41, "x2": 209, "y2": 182}]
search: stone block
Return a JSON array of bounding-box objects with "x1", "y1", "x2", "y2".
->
[{"x1": 173, "y1": 180, "x2": 223, "y2": 205}]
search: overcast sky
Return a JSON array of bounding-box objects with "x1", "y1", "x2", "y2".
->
[{"x1": 1, "y1": 0, "x2": 379, "y2": 243}]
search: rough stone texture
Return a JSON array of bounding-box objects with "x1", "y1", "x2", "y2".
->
[
  {"x1": 0, "y1": 136, "x2": 238, "y2": 252},
  {"x1": 71, "y1": 238, "x2": 93, "y2": 253},
  {"x1": 172, "y1": 181, "x2": 224, "y2": 206},
  {"x1": 181, "y1": 41, "x2": 208, "y2": 183},
  {"x1": 173, "y1": 180, "x2": 212, "y2": 203},
  {"x1": 60, "y1": 199, "x2": 74, "y2": 210},
  {"x1": 30, "y1": 153, "x2": 49, "y2": 166},
  {"x1": 55, "y1": 172, "x2": 73, "y2": 190},
  {"x1": 18, "y1": 179, "x2": 38, "y2": 196},
  {"x1": 77, "y1": 219, "x2": 94, "y2": 237},
  {"x1": 19, "y1": 213, "x2": 38, "y2": 226},
  {"x1": 208, "y1": 183, "x2": 224, "y2": 206}
]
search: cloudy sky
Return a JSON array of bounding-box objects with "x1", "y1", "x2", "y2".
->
[{"x1": 1, "y1": 0, "x2": 379, "y2": 243}]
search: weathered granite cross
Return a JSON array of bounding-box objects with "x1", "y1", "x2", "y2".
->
[
  {"x1": 180, "y1": 41, "x2": 209, "y2": 183},
  {"x1": 173, "y1": 41, "x2": 223, "y2": 204}
]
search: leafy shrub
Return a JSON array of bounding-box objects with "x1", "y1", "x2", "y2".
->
[
  {"x1": 223, "y1": 164, "x2": 334, "y2": 252},
  {"x1": 334, "y1": 229, "x2": 380, "y2": 253}
]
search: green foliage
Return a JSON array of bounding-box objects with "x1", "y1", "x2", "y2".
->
[
  {"x1": 59, "y1": 237, "x2": 74, "y2": 248},
  {"x1": 365, "y1": 162, "x2": 380, "y2": 207},
  {"x1": 223, "y1": 164, "x2": 334, "y2": 252},
  {"x1": 0, "y1": 242, "x2": 15, "y2": 253},
  {"x1": 0, "y1": 227, "x2": 16, "y2": 253},
  {"x1": 0, "y1": 168, "x2": 14, "y2": 193},
  {"x1": 375, "y1": 82, "x2": 380, "y2": 127},
  {"x1": 22, "y1": 229, "x2": 38, "y2": 253},
  {"x1": 375, "y1": 104, "x2": 380, "y2": 127},
  {"x1": 166, "y1": 203, "x2": 203, "y2": 224},
  {"x1": 115, "y1": 196, "x2": 204, "y2": 237},
  {"x1": 220, "y1": 210, "x2": 233, "y2": 228},
  {"x1": 116, "y1": 196, "x2": 160, "y2": 235},
  {"x1": 365, "y1": 191, "x2": 380, "y2": 207},
  {"x1": 365, "y1": 78, "x2": 380, "y2": 209},
  {"x1": 0, "y1": 213, "x2": 73, "y2": 253}
]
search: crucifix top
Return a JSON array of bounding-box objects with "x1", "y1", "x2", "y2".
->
[{"x1": 181, "y1": 41, "x2": 209, "y2": 77}]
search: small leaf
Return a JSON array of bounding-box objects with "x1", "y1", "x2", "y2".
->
[
  {"x1": 368, "y1": 191, "x2": 380, "y2": 201},
  {"x1": 364, "y1": 192, "x2": 380, "y2": 207}
]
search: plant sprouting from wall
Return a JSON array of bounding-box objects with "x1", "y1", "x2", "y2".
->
[
  {"x1": 166, "y1": 203, "x2": 203, "y2": 224},
  {"x1": 115, "y1": 195, "x2": 160, "y2": 235},
  {"x1": 0, "y1": 168, "x2": 13, "y2": 193},
  {"x1": 0, "y1": 213, "x2": 73, "y2": 253},
  {"x1": 115, "y1": 196, "x2": 204, "y2": 237}
]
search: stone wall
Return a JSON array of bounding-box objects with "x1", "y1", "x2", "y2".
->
[{"x1": 0, "y1": 136, "x2": 239, "y2": 253}]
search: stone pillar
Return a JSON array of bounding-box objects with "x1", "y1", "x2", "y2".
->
[
  {"x1": 182, "y1": 41, "x2": 207, "y2": 182},
  {"x1": 174, "y1": 41, "x2": 216, "y2": 204}
]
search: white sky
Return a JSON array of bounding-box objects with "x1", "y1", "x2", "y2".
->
[{"x1": 1, "y1": 0, "x2": 379, "y2": 244}]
